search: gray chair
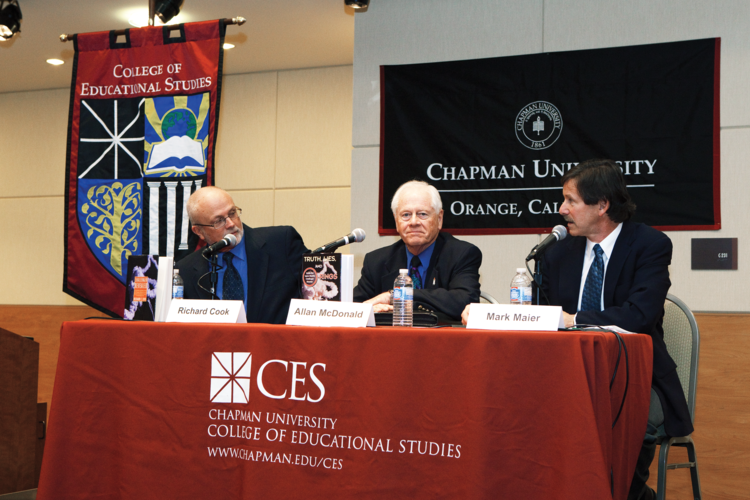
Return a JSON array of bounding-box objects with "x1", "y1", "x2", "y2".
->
[
  {"x1": 656, "y1": 294, "x2": 701, "y2": 500},
  {"x1": 479, "y1": 291, "x2": 499, "y2": 304}
]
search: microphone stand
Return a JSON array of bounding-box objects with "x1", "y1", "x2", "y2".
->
[
  {"x1": 534, "y1": 258, "x2": 542, "y2": 305},
  {"x1": 209, "y1": 254, "x2": 219, "y2": 300}
]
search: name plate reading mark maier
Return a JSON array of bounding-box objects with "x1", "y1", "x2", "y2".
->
[
  {"x1": 166, "y1": 299, "x2": 247, "y2": 324},
  {"x1": 286, "y1": 299, "x2": 375, "y2": 328},
  {"x1": 466, "y1": 304, "x2": 564, "y2": 331}
]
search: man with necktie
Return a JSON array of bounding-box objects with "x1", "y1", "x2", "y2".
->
[
  {"x1": 539, "y1": 159, "x2": 693, "y2": 500},
  {"x1": 175, "y1": 186, "x2": 308, "y2": 324},
  {"x1": 353, "y1": 180, "x2": 481, "y2": 322}
]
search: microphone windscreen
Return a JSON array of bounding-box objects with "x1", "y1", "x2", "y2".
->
[
  {"x1": 352, "y1": 228, "x2": 366, "y2": 243},
  {"x1": 552, "y1": 225, "x2": 567, "y2": 240},
  {"x1": 225, "y1": 233, "x2": 238, "y2": 246}
]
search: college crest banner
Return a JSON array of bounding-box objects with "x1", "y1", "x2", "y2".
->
[
  {"x1": 63, "y1": 21, "x2": 226, "y2": 316},
  {"x1": 379, "y1": 38, "x2": 720, "y2": 235}
]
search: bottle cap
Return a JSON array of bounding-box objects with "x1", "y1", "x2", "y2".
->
[
  {"x1": 400, "y1": 269, "x2": 408, "y2": 274},
  {"x1": 174, "y1": 269, "x2": 180, "y2": 274},
  {"x1": 517, "y1": 268, "x2": 526, "y2": 273}
]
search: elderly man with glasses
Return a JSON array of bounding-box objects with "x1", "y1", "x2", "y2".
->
[
  {"x1": 175, "y1": 186, "x2": 308, "y2": 324},
  {"x1": 353, "y1": 180, "x2": 482, "y2": 322}
]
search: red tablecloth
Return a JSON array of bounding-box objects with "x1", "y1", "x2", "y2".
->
[{"x1": 37, "y1": 321, "x2": 652, "y2": 499}]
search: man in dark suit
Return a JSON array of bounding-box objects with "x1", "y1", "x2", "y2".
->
[
  {"x1": 353, "y1": 180, "x2": 481, "y2": 321},
  {"x1": 540, "y1": 159, "x2": 692, "y2": 500},
  {"x1": 175, "y1": 186, "x2": 307, "y2": 324}
]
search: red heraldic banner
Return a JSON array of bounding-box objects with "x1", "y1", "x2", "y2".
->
[{"x1": 63, "y1": 21, "x2": 226, "y2": 317}]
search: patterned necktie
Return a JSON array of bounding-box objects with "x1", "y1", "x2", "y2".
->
[
  {"x1": 222, "y1": 253, "x2": 245, "y2": 302},
  {"x1": 409, "y1": 255, "x2": 423, "y2": 290},
  {"x1": 581, "y1": 244, "x2": 604, "y2": 312}
]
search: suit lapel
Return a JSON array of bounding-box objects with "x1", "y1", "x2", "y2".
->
[
  {"x1": 559, "y1": 237, "x2": 586, "y2": 312},
  {"x1": 192, "y1": 257, "x2": 213, "y2": 300},
  {"x1": 603, "y1": 221, "x2": 633, "y2": 308},
  {"x1": 243, "y1": 226, "x2": 269, "y2": 323},
  {"x1": 381, "y1": 241, "x2": 407, "y2": 290},
  {"x1": 423, "y1": 233, "x2": 446, "y2": 289}
]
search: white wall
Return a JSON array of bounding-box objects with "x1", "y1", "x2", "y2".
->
[
  {"x1": 351, "y1": 0, "x2": 750, "y2": 312},
  {"x1": 0, "y1": 65, "x2": 353, "y2": 306}
]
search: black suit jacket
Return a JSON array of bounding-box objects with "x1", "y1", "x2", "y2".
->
[
  {"x1": 175, "y1": 224, "x2": 307, "y2": 324},
  {"x1": 353, "y1": 232, "x2": 482, "y2": 321},
  {"x1": 541, "y1": 220, "x2": 693, "y2": 437}
]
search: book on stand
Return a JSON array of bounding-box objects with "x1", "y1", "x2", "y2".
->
[
  {"x1": 301, "y1": 253, "x2": 353, "y2": 302},
  {"x1": 124, "y1": 255, "x2": 174, "y2": 321}
]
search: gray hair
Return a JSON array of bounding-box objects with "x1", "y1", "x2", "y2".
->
[{"x1": 390, "y1": 180, "x2": 442, "y2": 214}]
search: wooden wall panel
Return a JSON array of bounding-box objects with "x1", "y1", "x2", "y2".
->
[{"x1": 647, "y1": 313, "x2": 750, "y2": 500}]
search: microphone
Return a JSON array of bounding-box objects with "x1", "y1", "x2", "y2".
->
[
  {"x1": 202, "y1": 233, "x2": 238, "y2": 257},
  {"x1": 525, "y1": 225, "x2": 567, "y2": 262},
  {"x1": 311, "y1": 228, "x2": 366, "y2": 254}
]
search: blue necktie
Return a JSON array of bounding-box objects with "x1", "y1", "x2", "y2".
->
[
  {"x1": 222, "y1": 253, "x2": 245, "y2": 302},
  {"x1": 409, "y1": 255, "x2": 423, "y2": 289},
  {"x1": 581, "y1": 244, "x2": 604, "y2": 312}
]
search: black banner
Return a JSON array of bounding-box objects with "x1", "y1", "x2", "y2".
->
[{"x1": 380, "y1": 38, "x2": 720, "y2": 235}]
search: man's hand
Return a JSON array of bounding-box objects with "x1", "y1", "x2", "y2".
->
[
  {"x1": 365, "y1": 292, "x2": 393, "y2": 313},
  {"x1": 461, "y1": 304, "x2": 471, "y2": 325},
  {"x1": 563, "y1": 312, "x2": 576, "y2": 328}
]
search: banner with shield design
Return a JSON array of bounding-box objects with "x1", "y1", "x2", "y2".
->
[{"x1": 64, "y1": 21, "x2": 226, "y2": 316}]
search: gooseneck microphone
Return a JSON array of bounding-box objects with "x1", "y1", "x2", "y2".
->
[
  {"x1": 311, "y1": 228, "x2": 366, "y2": 254},
  {"x1": 202, "y1": 233, "x2": 238, "y2": 257},
  {"x1": 525, "y1": 225, "x2": 567, "y2": 262}
]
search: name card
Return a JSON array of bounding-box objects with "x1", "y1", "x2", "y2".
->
[
  {"x1": 466, "y1": 304, "x2": 564, "y2": 331},
  {"x1": 166, "y1": 299, "x2": 247, "y2": 324},
  {"x1": 286, "y1": 299, "x2": 375, "y2": 328}
]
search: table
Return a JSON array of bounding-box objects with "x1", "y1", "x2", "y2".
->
[{"x1": 37, "y1": 320, "x2": 652, "y2": 499}]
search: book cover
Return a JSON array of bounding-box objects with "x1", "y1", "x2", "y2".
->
[
  {"x1": 301, "y1": 253, "x2": 343, "y2": 301},
  {"x1": 124, "y1": 255, "x2": 160, "y2": 321}
]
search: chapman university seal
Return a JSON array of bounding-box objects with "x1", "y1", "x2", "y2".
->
[{"x1": 515, "y1": 101, "x2": 563, "y2": 150}]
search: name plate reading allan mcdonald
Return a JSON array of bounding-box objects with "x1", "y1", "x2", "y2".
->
[
  {"x1": 166, "y1": 299, "x2": 247, "y2": 324},
  {"x1": 285, "y1": 299, "x2": 375, "y2": 328},
  {"x1": 466, "y1": 304, "x2": 564, "y2": 331}
]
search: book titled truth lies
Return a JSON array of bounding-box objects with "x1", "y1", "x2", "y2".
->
[{"x1": 301, "y1": 253, "x2": 353, "y2": 302}]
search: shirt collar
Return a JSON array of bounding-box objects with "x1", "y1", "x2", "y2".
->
[
  {"x1": 586, "y1": 222, "x2": 622, "y2": 261},
  {"x1": 406, "y1": 240, "x2": 436, "y2": 268}
]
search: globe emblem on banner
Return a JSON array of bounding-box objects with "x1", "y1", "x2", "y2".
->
[
  {"x1": 515, "y1": 101, "x2": 563, "y2": 150},
  {"x1": 162, "y1": 109, "x2": 197, "y2": 139}
]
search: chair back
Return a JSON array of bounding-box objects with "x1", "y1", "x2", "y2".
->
[
  {"x1": 662, "y1": 294, "x2": 700, "y2": 422},
  {"x1": 480, "y1": 291, "x2": 500, "y2": 304}
]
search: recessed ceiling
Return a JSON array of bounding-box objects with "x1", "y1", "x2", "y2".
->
[{"x1": 0, "y1": 0, "x2": 355, "y2": 94}]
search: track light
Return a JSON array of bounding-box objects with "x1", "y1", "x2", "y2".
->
[
  {"x1": 155, "y1": 0, "x2": 185, "y2": 24},
  {"x1": 345, "y1": 0, "x2": 370, "y2": 10},
  {"x1": 0, "y1": 0, "x2": 22, "y2": 41}
]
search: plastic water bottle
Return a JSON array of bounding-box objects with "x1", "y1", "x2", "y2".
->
[
  {"x1": 172, "y1": 269, "x2": 184, "y2": 300},
  {"x1": 510, "y1": 268, "x2": 532, "y2": 305},
  {"x1": 393, "y1": 269, "x2": 413, "y2": 327}
]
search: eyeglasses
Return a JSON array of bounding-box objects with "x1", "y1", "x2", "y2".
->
[
  {"x1": 193, "y1": 207, "x2": 242, "y2": 230},
  {"x1": 398, "y1": 211, "x2": 433, "y2": 222}
]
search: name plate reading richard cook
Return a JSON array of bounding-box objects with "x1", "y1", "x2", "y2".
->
[
  {"x1": 466, "y1": 304, "x2": 564, "y2": 331},
  {"x1": 166, "y1": 299, "x2": 247, "y2": 324},
  {"x1": 286, "y1": 299, "x2": 375, "y2": 328}
]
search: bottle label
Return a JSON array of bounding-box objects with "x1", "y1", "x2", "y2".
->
[
  {"x1": 521, "y1": 286, "x2": 532, "y2": 303},
  {"x1": 393, "y1": 287, "x2": 413, "y2": 301},
  {"x1": 510, "y1": 287, "x2": 520, "y2": 303},
  {"x1": 172, "y1": 286, "x2": 184, "y2": 299}
]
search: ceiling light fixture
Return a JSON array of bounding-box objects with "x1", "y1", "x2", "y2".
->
[
  {"x1": 155, "y1": 0, "x2": 185, "y2": 24},
  {"x1": 47, "y1": 58, "x2": 64, "y2": 65},
  {"x1": 345, "y1": 0, "x2": 370, "y2": 10},
  {"x1": 0, "y1": 0, "x2": 22, "y2": 40}
]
